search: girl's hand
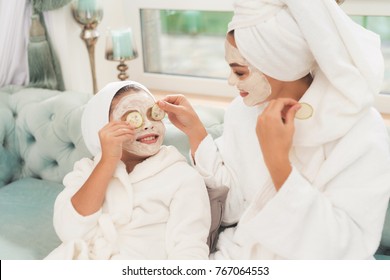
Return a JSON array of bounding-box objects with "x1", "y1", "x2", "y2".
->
[
  {"x1": 98, "y1": 121, "x2": 135, "y2": 163},
  {"x1": 256, "y1": 98, "x2": 301, "y2": 190}
]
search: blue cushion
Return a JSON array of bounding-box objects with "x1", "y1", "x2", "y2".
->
[
  {"x1": 374, "y1": 254, "x2": 390, "y2": 260},
  {"x1": 380, "y1": 202, "x2": 390, "y2": 248},
  {"x1": 374, "y1": 201, "x2": 390, "y2": 259},
  {"x1": 0, "y1": 178, "x2": 63, "y2": 259}
]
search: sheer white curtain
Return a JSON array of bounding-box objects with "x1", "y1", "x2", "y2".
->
[
  {"x1": 0, "y1": 0, "x2": 126, "y2": 92},
  {"x1": 0, "y1": 0, "x2": 32, "y2": 87},
  {"x1": 43, "y1": 5, "x2": 92, "y2": 93}
]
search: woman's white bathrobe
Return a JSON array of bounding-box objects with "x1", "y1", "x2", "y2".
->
[
  {"x1": 46, "y1": 146, "x2": 211, "y2": 259},
  {"x1": 194, "y1": 94, "x2": 390, "y2": 260}
]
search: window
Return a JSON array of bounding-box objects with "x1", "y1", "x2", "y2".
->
[
  {"x1": 125, "y1": 0, "x2": 236, "y2": 98},
  {"x1": 141, "y1": 10, "x2": 232, "y2": 80},
  {"x1": 126, "y1": 0, "x2": 390, "y2": 112},
  {"x1": 342, "y1": 0, "x2": 390, "y2": 113}
]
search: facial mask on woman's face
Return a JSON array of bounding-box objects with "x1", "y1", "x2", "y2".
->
[
  {"x1": 111, "y1": 91, "x2": 165, "y2": 157},
  {"x1": 225, "y1": 40, "x2": 271, "y2": 106}
]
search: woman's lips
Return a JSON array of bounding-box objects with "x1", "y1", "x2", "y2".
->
[
  {"x1": 137, "y1": 134, "x2": 159, "y2": 144},
  {"x1": 240, "y1": 91, "x2": 249, "y2": 98}
]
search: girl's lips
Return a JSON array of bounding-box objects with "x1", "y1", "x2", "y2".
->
[
  {"x1": 240, "y1": 91, "x2": 249, "y2": 98},
  {"x1": 136, "y1": 134, "x2": 159, "y2": 144}
]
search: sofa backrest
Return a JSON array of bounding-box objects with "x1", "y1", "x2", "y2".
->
[
  {"x1": 0, "y1": 86, "x2": 92, "y2": 187},
  {"x1": 0, "y1": 86, "x2": 225, "y2": 187}
]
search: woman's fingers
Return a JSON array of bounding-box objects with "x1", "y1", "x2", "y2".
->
[
  {"x1": 265, "y1": 98, "x2": 299, "y2": 113},
  {"x1": 157, "y1": 100, "x2": 182, "y2": 115},
  {"x1": 262, "y1": 98, "x2": 300, "y2": 124},
  {"x1": 284, "y1": 103, "x2": 301, "y2": 125},
  {"x1": 161, "y1": 94, "x2": 186, "y2": 105},
  {"x1": 157, "y1": 94, "x2": 188, "y2": 115}
]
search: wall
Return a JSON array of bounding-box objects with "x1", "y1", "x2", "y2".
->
[{"x1": 45, "y1": 0, "x2": 132, "y2": 94}]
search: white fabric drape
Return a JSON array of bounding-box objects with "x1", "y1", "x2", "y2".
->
[{"x1": 0, "y1": 0, "x2": 31, "y2": 87}]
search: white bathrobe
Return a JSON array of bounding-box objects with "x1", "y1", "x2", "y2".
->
[
  {"x1": 46, "y1": 146, "x2": 211, "y2": 260},
  {"x1": 194, "y1": 92, "x2": 390, "y2": 260}
]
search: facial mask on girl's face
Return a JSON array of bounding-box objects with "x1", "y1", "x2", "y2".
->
[
  {"x1": 111, "y1": 91, "x2": 165, "y2": 157},
  {"x1": 225, "y1": 40, "x2": 272, "y2": 106}
]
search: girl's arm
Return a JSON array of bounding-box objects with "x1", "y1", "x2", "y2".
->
[{"x1": 71, "y1": 121, "x2": 134, "y2": 216}]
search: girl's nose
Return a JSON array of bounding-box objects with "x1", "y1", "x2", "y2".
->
[{"x1": 143, "y1": 117, "x2": 154, "y2": 130}]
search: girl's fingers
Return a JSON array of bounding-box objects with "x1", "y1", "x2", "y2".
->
[{"x1": 100, "y1": 122, "x2": 135, "y2": 139}]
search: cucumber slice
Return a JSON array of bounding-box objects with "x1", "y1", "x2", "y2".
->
[
  {"x1": 295, "y1": 102, "x2": 313, "y2": 120},
  {"x1": 151, "y1": 103, "x2": 165, "y2": 121},
  {"x1": 125, "y1": 111, "x2": 143, "y2": 128}
]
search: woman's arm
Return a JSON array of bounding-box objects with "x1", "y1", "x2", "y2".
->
[
  {"x1": 256, "y1": 98, "x2": 301, "y2": 190},
  {"x1": 159, "y1": 95, "x2": 246, "y2": 223},
  {"x1": 242, "y1": 113, "x2": 390, "y2": 259}
]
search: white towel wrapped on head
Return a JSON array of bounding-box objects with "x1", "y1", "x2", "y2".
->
[
  {"x1": 228, "y1": 0, "x2": 314, "y2": 81},
  {"x1": 81, "y1": 81, "x2": 153, "y2": 156}
]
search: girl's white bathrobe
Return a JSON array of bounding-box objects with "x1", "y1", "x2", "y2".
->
[
  {"x1": 194, "y1": 92, "x2": 390, "y2": 260},
  {"x1": 46, "y1": 146, "x2": 211, "y2": 259}
]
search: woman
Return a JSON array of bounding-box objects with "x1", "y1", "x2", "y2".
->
[{"x1": 157, "y1": 0, "x2": 390, "y2": 259}]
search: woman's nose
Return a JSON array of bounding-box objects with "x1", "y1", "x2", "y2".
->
[{"x1": 228, "y1": 71, "x2": 238, "y2": 86}]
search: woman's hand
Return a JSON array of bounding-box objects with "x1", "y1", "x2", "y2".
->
[
  {"x1": 98, "y1": 121, "x2": 135, "y2": 163},
  {"x1": 158, "y1": 95, "x2": 207, "y2": 156},
  {"x1": 256, "y1": 98, "x2": 301, "y2": 190}
]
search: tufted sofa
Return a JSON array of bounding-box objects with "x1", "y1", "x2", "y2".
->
[{"x1": 0, "y1": 85, "x2": 389, "y2": 260}]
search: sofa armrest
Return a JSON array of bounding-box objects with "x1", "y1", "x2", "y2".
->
[{"x1": 0, "y1": 88, "x2": 21, "y2": 187}]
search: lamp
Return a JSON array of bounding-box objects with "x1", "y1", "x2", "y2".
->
[
  {"x1": 71, "y1": 0, "x2": 103, "y2": 94},
  {"x1": 105, "y1": 27, "x2": 138, "y2": 81}
]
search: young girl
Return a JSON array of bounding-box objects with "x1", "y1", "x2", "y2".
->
[{"x1": 45, "y1": 81, "x2": 211, "y2": 259}]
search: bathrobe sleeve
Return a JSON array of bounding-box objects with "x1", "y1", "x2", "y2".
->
[
  {"x1": 165, "y1": 165, "x2": 211, "y2": 259},
  {"x1": 192, "y1": 134, "x2": 246, "y2": 225},
  {"x1": 238, "y1": 117, "x2": 390, "y2": 259},
  {"x1": 53, "y1": 158, "x2": 102, "y2": 242}
]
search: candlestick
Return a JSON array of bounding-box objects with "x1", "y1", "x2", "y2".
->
[
  {"x1": 105, "y1": 27, "x2": 138, "y2": 81},
  {"x1": 71, "y1": 0, "x2": 103, "y2": 94}
]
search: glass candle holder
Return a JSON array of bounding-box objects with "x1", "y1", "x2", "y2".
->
[{"x1": 105, "y1": 27, "x2": 138, "y2": 81}]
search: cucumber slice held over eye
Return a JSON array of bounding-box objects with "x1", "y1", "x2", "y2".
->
[
  {"x1": 151, "y1": 103, "x2": 165, "y2": 121},
  {"x1": 125, "y1": 111, "x2": 143, "y2": 128}
]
